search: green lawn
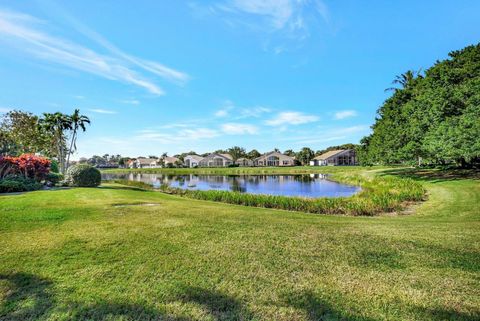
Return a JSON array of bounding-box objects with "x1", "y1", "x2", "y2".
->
[{"x1": 0, "y1": 167, "x2": 479, "y2": 320}]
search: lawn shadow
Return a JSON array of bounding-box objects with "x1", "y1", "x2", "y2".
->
[
  {"x1": 177, "y1": 286, "x2": 253, "y2": 320},
  {"x1": 69, "y1": 301, "x2": 191, "y2": 321},
  {"x1": 0, "y1": 273, "x2": 55, "y2": 321},
  {"x1": 280, "y1": 289, "x2": 377, "y2": 321},
  {"x1": 0, "y1": 273, "x2": 253, "y2": 320},
  {"x1": 379, "y1": 168, "x2": 480, "y2": 183}
]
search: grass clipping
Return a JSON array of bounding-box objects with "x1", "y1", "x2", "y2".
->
[{"x1": 109, "y1": 173, "x2": 426, "y2": 216}]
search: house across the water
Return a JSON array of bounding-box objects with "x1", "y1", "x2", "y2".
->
[
  {"x1": 128, "y1": 157, "x2": 158, "y2": 168},
  {"x1": 254, "y1": 151, "x2": 295, "y2": 167},
  {"x1": 235, "y1": 157, "x2": 253, "y2": 167},
  {"x1": 184, "y1": 155, "x2": 204, "y2": 168},
  {"x1": 310, "y1": 149, "x2": 357, "y2": 166},
  {"x1": 198, "y1": 153, "x2": 233, "y2": 167}
]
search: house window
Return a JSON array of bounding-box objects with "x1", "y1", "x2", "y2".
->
[
  {"x1": 213, "y1": 158, "x2": 224, "y2": 167},
  {"x1": 267, "y1": 156, "x2": 279, "y2": 166},
  {"x1": 283, "y1": 160, "x2": 290, "y2": 165}
]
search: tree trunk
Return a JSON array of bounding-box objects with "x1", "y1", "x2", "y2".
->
[{"x1": 66, "y1": 129, "x2": 77, "y2": 172}]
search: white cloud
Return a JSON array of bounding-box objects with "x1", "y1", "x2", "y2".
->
[
  {"x1": 119, "y1": 99, "x2": 140, "y2": 105},
  {"x1": 229, "y1": 0, "x2": 294, "y2": 29},
  {"x1": 215, "y1": 109, "x2": 229, "y2": 117},
  {"x1": 238, "y1": 106, "x2": 271, "y2": 118},
  {"x1": 135, "y1": 127, "x2": 220, "y2": 143},
  {"x1": 207, "y1": 0, "x2": 330, "y2": 45},
  {"x1": 88, "y1": 108, "x2": 117, "y2": 114},
  {"x1": 214, "y1": 100, "x2": 235, "y2": 117},
  {"x1": 0, "y1": 9, "x2": 189, "y2": 95},
  {"x1": 221, "y1": 123, "x2": 258, "y2": 135},
  {"x1": 0, "y1": 107, "x2": 11, "y2": 113},
  {"x1": 334, "y1": 110, "x2": 358, "y2": 120},
  {"x1": 266, "y1": 111, "x2": 319, "y2": 126}
]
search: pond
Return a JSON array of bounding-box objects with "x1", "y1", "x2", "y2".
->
[{"x1": 102, "y1": 173, "x2": 361, "y2": 198}]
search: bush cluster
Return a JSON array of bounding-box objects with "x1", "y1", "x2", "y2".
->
[
  {"x1": 0, "y1": 176, "x2": 43, "y2": 193},
  {"x1": 66, "y1": 164, "x2": 101, "y2": 187}
]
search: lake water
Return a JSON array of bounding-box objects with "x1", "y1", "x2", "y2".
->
[{"x1": 102, "y1": 173, "x2": 361, "y2": 198}]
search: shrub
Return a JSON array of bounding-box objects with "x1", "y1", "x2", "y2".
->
[
  {"x1": 45, "y1": 172, "x2": 64, "y2": 185},
  {"x1": 50, "y1": 159, "x2": 59, "y2": 173},
  {"x1": 0, "y1": 154, "x2": 50, "y2": 180},
  {"x1": 0, "y1": 176, "x2": 43, "y2": 193},
  {"x1": 66, "y1": 164, "x2": 101, "y2": 187}
]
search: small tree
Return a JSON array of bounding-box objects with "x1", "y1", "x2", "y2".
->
[
  {"x1": 247, "y1": 149, "x2": 261, "y2": 159},
  {"x1": 296, "y1": 147, "x2": 314, "y2": 165},
  {"x1": 228, "y1": 146, "x2": 246, "y2": 161}
]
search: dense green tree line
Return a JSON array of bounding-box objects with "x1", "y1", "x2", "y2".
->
[{"x1": 359, "y1": 43, "x2": 480, "y2": 167}]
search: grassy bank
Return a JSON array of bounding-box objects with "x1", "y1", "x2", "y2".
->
[
  {"x1": 1, "y1": 167, "x2": 479, "y2": 320},
  {"x1": 109, "y1": 170, "x2": 425, "y2": 216}
]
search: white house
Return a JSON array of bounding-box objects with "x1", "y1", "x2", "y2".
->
[
  {"x1": 198, "y1": 153, "x2": 233, "y2": 167},
  {"x1": 310, "y1": 149, "x2": 357, "y2": 166},
  {"x1": 184, "y1": 155, "x2": 204, "y2": 168},
  {"x1": 161, "y1": 156, "x2": 181, "y2": 167},
  {"x1": 254, "y1": 151, "x2": 295, "y2": 167},
  {"x1": 129, "y1": 157, "x2": 158, "y2": 168}
]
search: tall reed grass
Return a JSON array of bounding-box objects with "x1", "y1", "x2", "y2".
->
[{"x1": 107, "y1": 172, "x2": 426, "y2": 216}]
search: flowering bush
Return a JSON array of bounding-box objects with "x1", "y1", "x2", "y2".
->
[{"x1": 0, "y1": 154, "x2": 51, "y2": 181}]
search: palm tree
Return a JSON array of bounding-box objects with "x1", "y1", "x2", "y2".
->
[
  {"x1": 66, "y1": 109, "x2": 90, "y2": 170},
  {"x1": 227, "y1": 146, "x2": 246, "y2": 162},
  {"x1": 385, "y1": 69, "x2": 422, "y2": 92},
  {"x1": 39, "y1": 112, "x2": 72, "y2": 174}
]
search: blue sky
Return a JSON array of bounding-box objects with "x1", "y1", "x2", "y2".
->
[{"x1": 0, "y1": 0, "x2": 479, "y2": 159}]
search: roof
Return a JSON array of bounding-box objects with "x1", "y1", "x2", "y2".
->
[
  {"x1": 236, "y1": 157, "x2": 251, "y2": 161},
  {"x1": 254, "y1": 151, "x2": 294, "y2": 161},
  {"x1": 136, "y1": 158, "x2": 157, "y2": 165},
  {"x1": 220, "y1": 153, "x2": 233, "y2": 160},
  {"x1": 185, "y1": 155, "x2": 203, "y2": 161},
  {"x1": 163, "y1": 156, "x2": 180, "y2": 163},
  {"x1": 314, "y1": 150, "x2": 348, "y2": 160}
]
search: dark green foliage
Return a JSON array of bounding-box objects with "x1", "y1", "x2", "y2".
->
[
  {"x1": 45, "y1": 172, "x2": 63, "y2": 185},
  {"x1": 362, "y1": 43, "x2": 480, "y2": 167},
  {"x1": 66, "y1": 164, "x2": 101, "y2": 187},
  {"x1": 296, "y1": 147, "x2": 315, "y2": 165},
  {"x1": 0, "y1": 176, "x2": 42, "y2": 193}
]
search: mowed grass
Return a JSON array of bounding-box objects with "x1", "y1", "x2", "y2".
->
[{"x1": 0, "y1": 168, "x2": 479, "y2": 320}]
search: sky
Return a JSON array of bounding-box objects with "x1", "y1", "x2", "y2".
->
[{"x1": 0, "y1": 0, "x2": 479, "y2": 159}]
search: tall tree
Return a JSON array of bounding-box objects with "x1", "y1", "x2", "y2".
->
[
  {"x1": 66, "y1": 109, "x2": 90, "y2": 170},
  {"x1": 39, "y1": 112, "x2": 71, "y2": 174},
  {"x1": 227, "y1": 146, "x2": 246, "y2": 161},
  {"x1": 0, "y1": 110, "x2": 51, "y2": 156}
]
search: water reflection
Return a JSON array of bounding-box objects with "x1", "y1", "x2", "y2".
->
[{"x1": 102, "y1": 173, "x2": 360, "y2": 198}]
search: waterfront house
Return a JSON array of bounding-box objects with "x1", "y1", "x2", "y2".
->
[
  {"x1": 129, "y1": 157, "x2": 158, "y2": 169},
  {"x1": 184, "y1": 155, "x2": 204, "y2": 168},
  {"x1": 253, "y1": 151, "x2": 295, "y2": 167},
  {"x1": 161, "y1": 156, "x2": 181, "y2": 167},
  {"x1": 235, "y1": 157, "x2": 253, "y2": 167},
  {"x1": 310, "y1": 149, "x2": 357, "y2": 166},
  {"x1": 198, "y1": 153, "x2": 233, "y2": 167}
]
